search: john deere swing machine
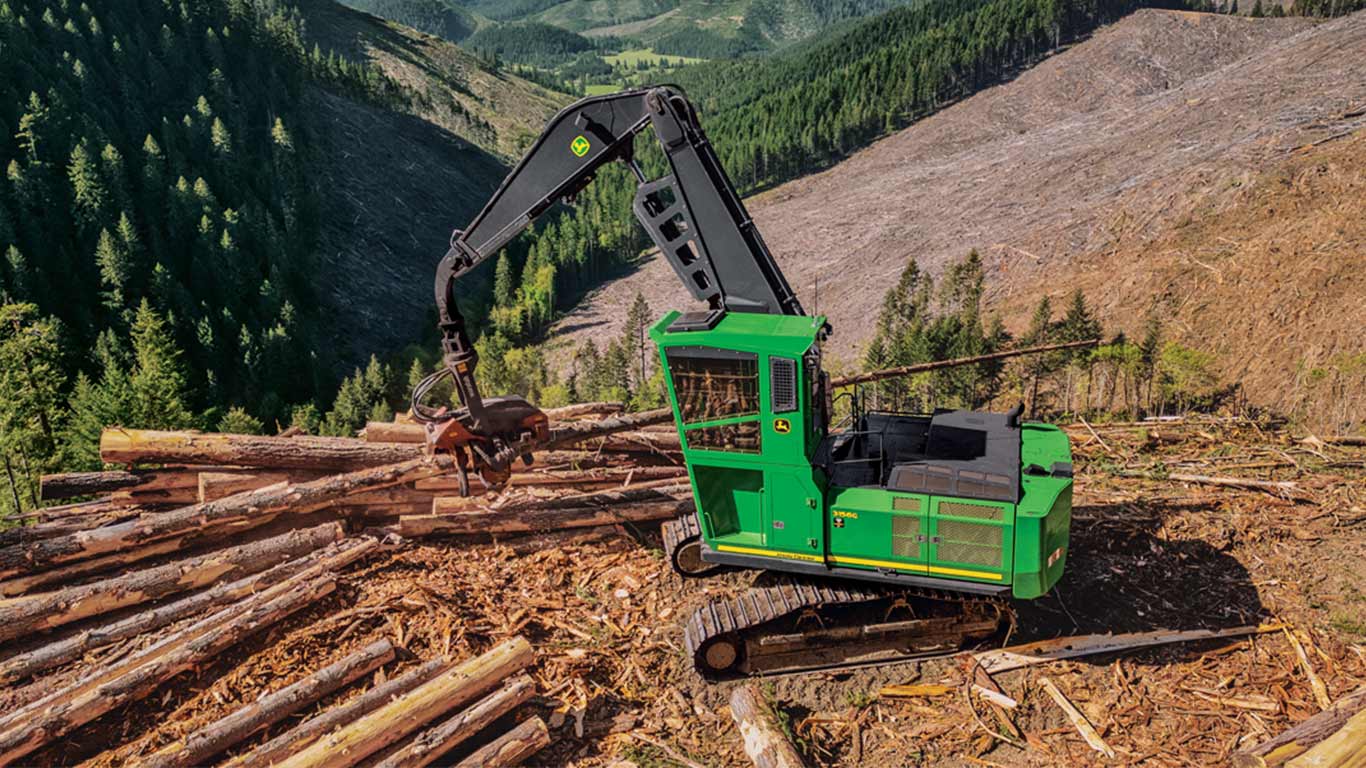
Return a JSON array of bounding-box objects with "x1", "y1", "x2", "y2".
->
[{"x1": 411, "y1": 86, "x2": 1075, "y2": 679}]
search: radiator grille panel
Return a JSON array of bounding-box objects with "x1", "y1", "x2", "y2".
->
[
  {"x1": 770, "y1": 357, "x2": 797, "y2": 413},
  {"x1": 936, "y1": 519, "x2": 1002, "y2": 568},
  {"x1": 937, "y1": 501, "x2": 1003, "y2": 521},
  {"x1": 892, "y1": 497, "x2": 921, "y2": 512},
  {"x1": 891, "y1": 516, "x2": 921, "y2": 559}
]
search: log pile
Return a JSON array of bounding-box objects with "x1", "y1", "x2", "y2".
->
[{"x1": 2, "y1": 406, "x2": 686, "y2": 767}]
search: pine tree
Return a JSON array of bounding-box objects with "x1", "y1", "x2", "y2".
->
[
  {"x1": 218, "y1": 406, "x2": 263, "y2": 434},
  {"x1": 493, "y1": 252, "x2": 514, "y2": 306},
  {"x1": 1024, "y1": 296, "x2": 1056, "y2": 416},
  {"x1": 0, "y1": 302, "x2": 65, "y2": 511},
  {"x1": 15, "y1": 92, "x2": 47, "y2": 161},
  {"x1": 271, "y1": 117, "x2": 294, "y2": 151},
  {"x1": 290, "y1": 404, "x2": 322, "y2": 434},
  {"x1": 128, "y1": 299, "x2": 196, "y2": 429},
  {"x1": 94, "y1": 228, "x2": 130, "y2": 312},
  {"x1": 210, "y1": 117, "x2": 232, "y2": 156},
  {"x1": 69, "y1": 142, "x2": 110, "y2": 233},
  {"x1": 4, "y1": 245, "x2": 31, "y2": 301},
  {"x1": 621, "y1": 292, "x2": 652, "y2": 392}
]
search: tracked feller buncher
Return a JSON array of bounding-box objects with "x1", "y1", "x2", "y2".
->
[{"x1": 411, "y1": 86, "x2": 1075, "y2": 679}]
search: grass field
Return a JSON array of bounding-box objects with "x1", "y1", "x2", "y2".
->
[
  {"x1": 604, "y1": 48, "x2": 704, "y2": 68},
  {"x1": 584, "y1": 82, "x2": 622, "y2": 95}
]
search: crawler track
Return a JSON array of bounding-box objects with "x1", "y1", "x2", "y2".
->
[{"x1": 681, "y1": 573, "x2": 1008, "y2": 679}]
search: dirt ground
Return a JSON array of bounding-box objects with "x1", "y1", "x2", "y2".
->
[{"x1": 20, "y1": 417, "x2": 1364, "y2": 767}]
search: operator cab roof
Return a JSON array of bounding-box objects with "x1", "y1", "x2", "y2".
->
[{"x1": 650, "y1": 310, "x2": 825, "y2": 358}]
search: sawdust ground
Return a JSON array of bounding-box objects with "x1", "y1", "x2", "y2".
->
[{"x1": 21, "y1": 423, "x2": 1366, "y2": 767}]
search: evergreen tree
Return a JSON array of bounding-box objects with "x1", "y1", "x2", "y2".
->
[
  {"x1": 621, "y1": 291, "x2": 652, "y2": 392},
  {"x1": 94, "y1": 228, "x2": 131, "y2": 312},
  {"x1": 218, "y1": 406, "x2": 263, "y2": 434},
  {"x1": 127, "y1": 299, "x2": 196, "y2": 429},
  {"x1": 0, "y1": 302, "x2": 65, "y2": 511},
  {"x1": 493, "y1": 252, "x2": 515, "y2": 306},
  {"x1": 68, "y1": 141, "x2": 109, "y2": 233},
  {"x1": 1023, "y1": 295, "x2": 1056, "y2": 415}
]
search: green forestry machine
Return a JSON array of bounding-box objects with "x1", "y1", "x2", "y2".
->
[{"x1": 412, "y1": 87, "x2": 1075, "y2": 678}]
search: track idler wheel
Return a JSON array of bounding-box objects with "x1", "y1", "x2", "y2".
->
[
  {"x1": 696, "y1": 634, "x2": 744, "y2": 676},
  {"x1": 663, "y1": 517, "x2": 723, "y2": 578}
]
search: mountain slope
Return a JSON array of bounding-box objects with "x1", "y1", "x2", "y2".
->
[
  {"x1": 549, "y1": 10, "x2": 1366, "y2": 415},
  {"x1": 293, "y1": 0, "x2": 566, "y2": 368},
  {"x1": 336, "y1": 0, "x2": 484, "y2": 43}
]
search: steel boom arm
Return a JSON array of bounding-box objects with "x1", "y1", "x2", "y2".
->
[{"x1": 428, "y1": 86, "x2": 803, "y2": 434}]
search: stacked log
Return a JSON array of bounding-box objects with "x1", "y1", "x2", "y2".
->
[{"x1": 0, "y1": 407, "x2": 687, "y2": 765}]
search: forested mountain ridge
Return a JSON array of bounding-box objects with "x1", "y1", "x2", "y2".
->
[{"x1": 0, "y1": 0, "x2": 562, "y2": 513}]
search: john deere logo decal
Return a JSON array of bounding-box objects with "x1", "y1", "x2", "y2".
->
[
  {"x1": 774, "y1": 418, "x2": 791, "y2": 434},
  {"x1": 570, "y1": 135, "x2": 591, "y2": 157}
]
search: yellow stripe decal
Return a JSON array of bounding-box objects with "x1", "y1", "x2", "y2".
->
[
  {"x1": 829, "y1": 556, "x2": 1004, "y2": 582},
  {"x1": 928, "y1": 564, "x2": 1004, "y2": 581},
  {"x1": 715, "y1": 544, "x2": 826, "y2": 563},
  {"x1": 716, "y1": 546, "x2": 1005, "y2": 582},
  {"x1": 828, "y1": 555, "x2": 925, "y2": 573}
]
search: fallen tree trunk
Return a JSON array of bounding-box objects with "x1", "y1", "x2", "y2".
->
[
  {"x1": 973, "y1": 623, "x2": 1284, "y2": 674},
  {"x1": 431, "y1": 483, "x2": 690, "y2": 516},
  {"x1": 0, "y1": 537, "x2": 378, "y2": 685},
  {"x1": 0, "y1": 537, "x2": 185, "y2": 597},
  {"x1": 584, "y1": 431, "x2": 682, "y2": 454},
  {"x1": 274, "y1": 637, "x2": 534, "y2": 768},
  {"x1": 31, "y1": 497, "x2": 117, "y2": 522},
  {"x1": 142, "y1": 639, "x2": 396, "y2": 768},
  {"x1": 39, "y1": 470, "x2": 142, "y2": 500},
  {"x1": 222, "y1": 658, "x2": 449, "y2": 768},
  {"x1": 404, "y1": 499, "x2": 692, "y2": 537},
  {"x1": 831, "y1": 339, "x2": 1100, "y2": 388},
  {"x1": 0, "y1": 523, "x2": 344, "y2": 643},
  {"x1": 101, "y1": 428, "x2": 420, "y2": 471},
  {"x1": 0, "y1": 575, "x2": 335, "y2": 767},
  {"x1": 198, "y1": 470, "x2": 297, "y2": 502},
  {"x1": 0, "y1": 455, "x2": 452, "y2": 579},
  {"x1": 372, "y1": 674, "x2": 537, "y2": 768},
  {"x1": 1288, "y1": 707, "x2": 1366, "y2": 767},
  {"x1": 453, "y1": 716, "x2": 551, "y2": 768},
  {"x1": 1119, "y1": 470, "x2": 1301, "y2": 496},
  {"x1": 1235, "y1": 686, "x2": 1366, "y2": 767},
  {"x1": 729, "y1": 683, "x2": 808, "y2": 768},
  {"x1": 546, "y1": 401, "x2": 625, "y2": 420},
  {"x1": 545, "y1": 408, "x2": 673, "y2": 450}
]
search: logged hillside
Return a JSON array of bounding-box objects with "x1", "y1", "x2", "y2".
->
[{"x1": 551, "y1": 9, "x2": 1366, "y2": 422}]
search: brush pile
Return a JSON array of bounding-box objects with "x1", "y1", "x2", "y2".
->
[{"x1": 0, "y1": 403, "x2": 686, "y2": 767}]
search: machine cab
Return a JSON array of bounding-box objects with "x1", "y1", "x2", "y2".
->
[{"x1": 651, "y1": 309, "x2": 829, "y2": 561}]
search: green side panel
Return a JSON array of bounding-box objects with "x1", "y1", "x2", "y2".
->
[
  {"x1": 826, "y1": 486, "x2": 929, "y2": 573},
  {"x1": 1012, "y1": 423, "x2": 1074, "y2": 599},
  {"x1": 927, "y1": 497, "x2": 1013, "y2": 585},
  {"x1": 766, "y1": 468, "x2": 824, "y2": 555},
  {"x1": 692, "y1": 465, "x2": 764, "y2": 543}
]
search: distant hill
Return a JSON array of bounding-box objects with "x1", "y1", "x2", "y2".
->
[
  {"x1": 337, "y1": 0, "x2": 483, "y2": 42},
  {"x1": 449, "y1": 0, "x2": 922, "y2": 53},
  {"x1": 550, "y1": 10, "x2": 1366, "y2": 425}
]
